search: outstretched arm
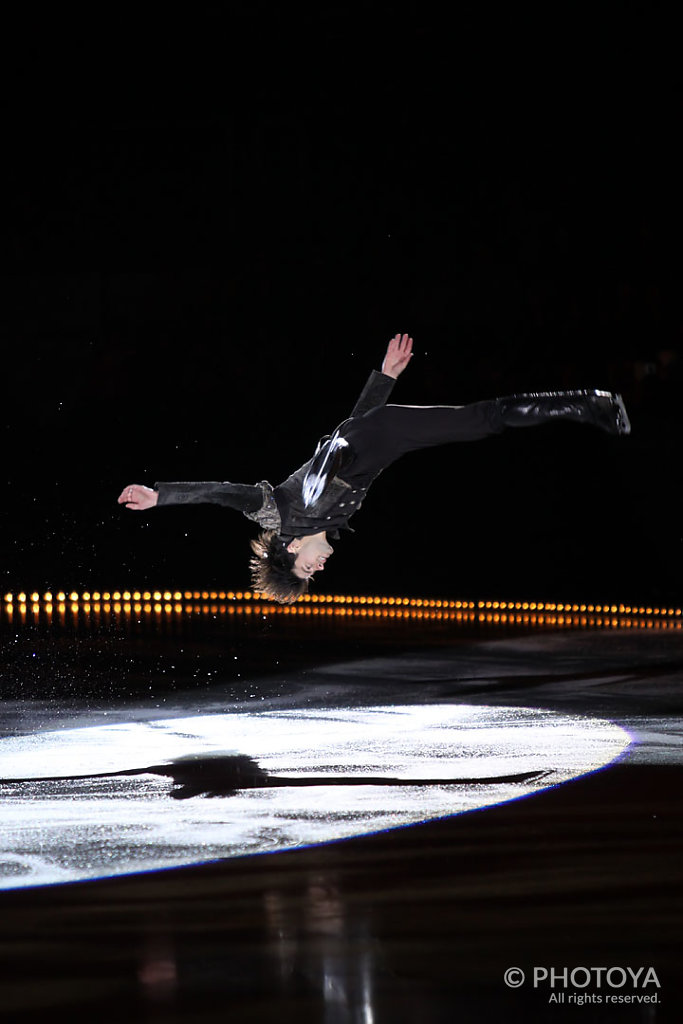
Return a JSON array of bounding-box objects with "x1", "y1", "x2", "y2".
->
[
  {"x1": 117, "y1": 480, "x2": 264, "y2": 511},
  {"x1": 381, "y1": 333, "x2": 413, "y2": 379}
]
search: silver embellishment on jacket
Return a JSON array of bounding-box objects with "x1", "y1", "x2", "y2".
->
[
  {"x1": 302, "y1": 430, "x2": 350, "y2": 508},
  {"x1": 243, "y1": 481, "x2": 281, "y2": 531}
]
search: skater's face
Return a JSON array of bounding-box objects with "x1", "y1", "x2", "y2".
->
[{"x1": 288, "y1": 533, "x2": 334, "y2": 580}]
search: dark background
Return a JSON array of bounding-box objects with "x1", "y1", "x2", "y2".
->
[{"x1": 1, "y1": 6, "x2": 681, "y2": 604}]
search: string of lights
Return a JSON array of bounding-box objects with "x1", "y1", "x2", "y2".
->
[{"x1": 2, "y1": 590, "x2": 681, "y2": 630}]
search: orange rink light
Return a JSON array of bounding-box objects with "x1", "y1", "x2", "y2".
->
[{"x1": 1, "y1": 590, "x2": 682, "y2": 631}]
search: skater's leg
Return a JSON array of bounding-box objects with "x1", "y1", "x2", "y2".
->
[
  {"x1": 340, "y1": 388, "x2": 630, "y2": 484},
  {"x1": 342, "y1": 401, "x2": 504, "y2": 479}
]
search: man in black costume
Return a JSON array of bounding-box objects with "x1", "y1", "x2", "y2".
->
[{"x1": 118, "y1": 334, "x2": 630, "y2": 602}]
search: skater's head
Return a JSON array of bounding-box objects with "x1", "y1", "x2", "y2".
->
[
  {"x1": 249, "y1": 531, "x2": 334, "y2": 604},
  {"x1": 288, "y1": 532, "x2": 334, "y2": 580},
  {"x1": 249, "y1": 531, "x2": 309, "y2": 604}
]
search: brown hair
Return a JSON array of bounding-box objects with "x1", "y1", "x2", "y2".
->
[{"x1": 249, "y1": 530, "x2": 309, "y2": 604}]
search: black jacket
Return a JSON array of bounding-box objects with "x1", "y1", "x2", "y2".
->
[{"x1": 155, "y1": 369, "x2": 395, "y2": 539}]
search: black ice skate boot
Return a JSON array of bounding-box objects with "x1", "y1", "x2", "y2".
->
[{"x1": 496, "y1": 390, "x2": 631, "y2": 436}]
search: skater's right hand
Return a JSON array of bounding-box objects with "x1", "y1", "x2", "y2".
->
[
  {"x1": 381, "y1": 333, "x2": 413, "y2": 379},
  {"x1": 117, "y1": 484, "x2": 158, "y2": 510}
]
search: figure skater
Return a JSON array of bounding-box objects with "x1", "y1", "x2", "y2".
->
[{"x1": 118, "y1": 334, "x2": 630, "y2": 603}]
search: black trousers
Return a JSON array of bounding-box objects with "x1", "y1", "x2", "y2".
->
[{"x1": 339, "y1": 401, "x2": 504, "y2": 486}]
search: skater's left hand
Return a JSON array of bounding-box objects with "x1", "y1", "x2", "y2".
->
[
  {"x1": 117, "y1": 484, "x2": 159, "y2": 510},
  {"x1": 381, "y1": 333, "x2": 413, "y2": 379}
]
